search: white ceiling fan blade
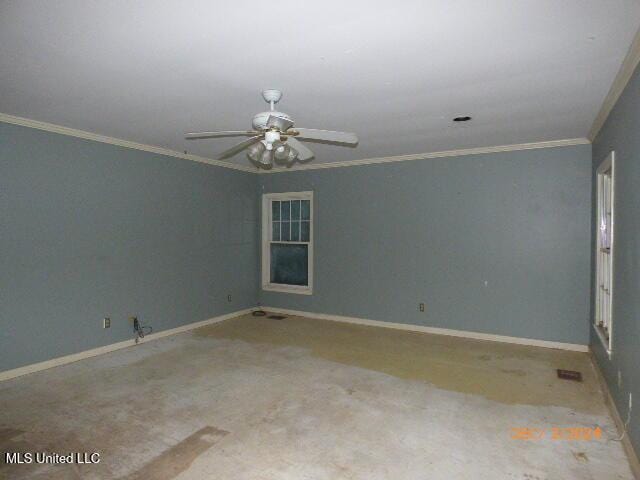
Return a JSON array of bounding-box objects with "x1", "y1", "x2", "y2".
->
[
  {"x1": 266, "y1": 115, "x2": 295, "y2": 132},
  {"x1": 185, "y1": 130, "x2": 258, "y2": 140},
  {"x1": 216, "y1": 136, "x2": 262, "y2": 160},
  {"x1": 287, "y1": 136, "x2": 314, "y2": 161},
  {"x1": 294, "y1": 128, "x2": 358, "y2": 145}
]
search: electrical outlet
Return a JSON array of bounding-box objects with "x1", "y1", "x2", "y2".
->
[
  {"x1": 618, "y1": 370, "x2": 623, "y2": 388},
  {"x1": 227, "y1": 294, "x2": 232, "y2": 302},
  {"x1": 103, "y1": 317, "x2": 111, "y2": 329},
  {"x1": 419, "y1": 303, "x2": 425, "y2": 312}
]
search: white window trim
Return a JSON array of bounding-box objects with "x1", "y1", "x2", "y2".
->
[
  {"x1": 261, "y1": 191, "x2": 313, "y2": 295},
  {"x1": 594, "y1": 151, "x2": 615, "y2": 357}
]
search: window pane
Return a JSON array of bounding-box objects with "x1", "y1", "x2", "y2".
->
[
  {"x1": 272, "y1": 221, "x2": 280, "y2": 241},
  {"x1": 301, "y1": 221, "x2": 310, "y2": 242},
  {"x1": 291, "y1": 200, "x2": 301, "y2": 220},
  {"x1": 301, "y1": 200, "x2": 310, "y2": 220},
  {"x1": 270, "y1": 244, "x2": 308, "y2": 286},
  {"x1": 291, "y1": 221, "x2": 300, "y2": 241},
  {"x1": 281, "y1": 201, "x2": 291, "y2": 221},
  {"x1": 281, "y1": 221, "x2": 290, "y2": 241},
  {"x1": 272, "y1": 201, "x2": 280, "y2": 221}
]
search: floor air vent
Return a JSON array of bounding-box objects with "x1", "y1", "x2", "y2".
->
[
  {"x1": 267, "y1": 315, "x2": 287, "y2": 320},
  {"x1": 557, "y1": 369, "x2": 582, "y2": 382}
]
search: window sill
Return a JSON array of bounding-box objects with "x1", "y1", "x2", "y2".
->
[
  {"x1": 262, "y1": 283, "x2": 313, "y2": 295},
  {"x1": 593, "y1": 323, "x2": 612, "y2": 359}
]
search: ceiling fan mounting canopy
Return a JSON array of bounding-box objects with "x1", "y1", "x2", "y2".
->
[
  {"x1": 184, "y1": 89, "x2": 358, "y2": 168},
  {"x1": 261, "y1": 89, "x2": 282, "y2": 104}
]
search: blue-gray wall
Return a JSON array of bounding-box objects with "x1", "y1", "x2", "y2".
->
[
  {"x1": 0, "y1": 121, "x2": 596, "y2": 374},
  {"x1": 0, "y1": 122, "x2": 259, "y2": 371},
  {"x1": 591, "y1": 61, "x2": 640, "y2": 453},
  {"x1": 259, "y1": 145, "x2": 593, "y2": 345}
]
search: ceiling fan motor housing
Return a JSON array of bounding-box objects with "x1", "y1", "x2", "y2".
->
[{"x1": 252, "y1": 111, "x2": 292, "y2": 131}]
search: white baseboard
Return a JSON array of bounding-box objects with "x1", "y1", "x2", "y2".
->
[
  {"x1": 261, "y1": 306, "x2": 589, "y2": 352},
  {"x1": 1, "y1": 306, "x2": 589, "y2": 383},
  {"x1": 0, "y1": 308, "x2": 255, "y2": 382},
  {"x1": 589, "y1": 350, "x2": 640, "y2": 478}
]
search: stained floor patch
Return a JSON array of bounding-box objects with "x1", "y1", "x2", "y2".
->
[
  {"x1": 120, "y1": 426, "x2": 228, "y2": 480},
  {"x1": 573, "y1": 451, "x2": 589, "y2": 463},
  {"x1": 0, "y1": 313, "x2": 632, "y2": 479},
  {"x1": 0, "y1": 428, "x2": 92, "y2": 479},
  {"x1": 196, "y1": 314, "x2": 602, "y2": 414},
  {"x1": 0, "y1": 427, "x2": 23, "y2": 445}
]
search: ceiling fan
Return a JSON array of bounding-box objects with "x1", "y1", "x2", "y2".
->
[{"x1": 185, "y1": 89, "x2": 358, "y2": 168}]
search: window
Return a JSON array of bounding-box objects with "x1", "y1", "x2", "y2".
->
[
  {"x1": 262, "y1": 191, "x2": 313, "y2": 294},
  {"x1": 595, "y1": 151, "x2": 615, "y2": 354}
]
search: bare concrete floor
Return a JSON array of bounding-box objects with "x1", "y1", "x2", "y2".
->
[{"x1": 0, "y1": 313, "x2": 634, "y2": 479}]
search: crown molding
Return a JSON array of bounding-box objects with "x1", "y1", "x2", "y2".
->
[
  {"x1": 589, "y1": 26, "x2": 640, "y2": 141},
  {"x1": 2, "y1": 113, "x2": 590, "y2": 175},
  {"x1": 0, "y1": 112, "x2": 256, "y2": 173},
  {"x1": 261, "y1": 137, "x2": 591, "y2": 174}
]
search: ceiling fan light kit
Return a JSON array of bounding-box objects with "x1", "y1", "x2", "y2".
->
[{"x1": 185, "y1": 89, "x2": 358, "y2": 169}]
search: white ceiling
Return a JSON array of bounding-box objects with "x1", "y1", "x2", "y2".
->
[{"x1": 1, "y1": 1, "x2": 640, "y2": 169}]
